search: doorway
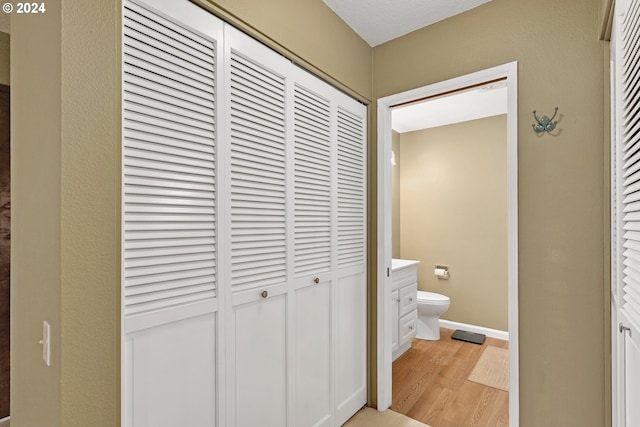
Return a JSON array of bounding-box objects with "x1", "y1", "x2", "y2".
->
[{"x1": 376, "y1": 62, "x2": 519, "y2": 426}]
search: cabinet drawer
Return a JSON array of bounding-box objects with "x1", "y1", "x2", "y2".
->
[
  {"x1": 399, "y1": 284, "x2": 417, "y2": 317},
  {"x1": 399, "y1": 311, "x2": 417, "y2": 345}
]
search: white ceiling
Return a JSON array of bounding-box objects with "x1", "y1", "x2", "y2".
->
[
  {"x1": 322, "y1": 0, "x2": 492, "y2": 47},
  {"x1": 392, "y1": 83, "x2": 507, "y2": 133}
]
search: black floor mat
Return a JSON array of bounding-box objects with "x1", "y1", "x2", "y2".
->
[{"x1": 451, "y1": 329, "x2": 486, "y2": 345}]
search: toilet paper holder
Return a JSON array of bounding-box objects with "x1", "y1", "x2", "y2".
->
[{"x1": 434, "y1": 264, "x2": 449, "y2": 279}]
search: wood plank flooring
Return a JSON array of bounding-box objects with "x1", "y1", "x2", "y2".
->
[{"x1": 391, "y1": 327, "x2": 509, "y2": 427}]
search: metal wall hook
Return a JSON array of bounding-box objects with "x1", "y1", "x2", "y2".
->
[{"x1": 532, "y1": 107, "x2": 559, "y2": 134}]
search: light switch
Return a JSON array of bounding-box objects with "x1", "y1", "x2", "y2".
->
[{"x1": 39, "y1": 321, "x2": 51, "y2": 366}]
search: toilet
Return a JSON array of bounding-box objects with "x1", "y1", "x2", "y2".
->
[{"x1": 416, "y1": 291, "x2": 451, "y2": 340}]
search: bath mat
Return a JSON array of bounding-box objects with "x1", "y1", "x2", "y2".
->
[
  {"x1": 342, "y1": 407, "x2": 431, "y2": 427},
  {"x1": 468, "y1": 345, "x2": 509, "y2": 391},
  {"x1": 451, "y1": 329, "x2": 486, "y2": 345}
]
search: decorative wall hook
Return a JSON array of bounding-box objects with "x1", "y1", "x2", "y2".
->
[{"x1": 532, "y1": 107, "x2": 559, "y2": 134}]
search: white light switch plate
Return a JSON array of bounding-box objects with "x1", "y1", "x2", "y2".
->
[{"x1": 41, "y1": 321, "x2": 50, "y2": 366}]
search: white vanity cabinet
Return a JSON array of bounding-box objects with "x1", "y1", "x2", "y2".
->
[{"x1": 391, "y1": 259, "x2": 419, "y2": 361}]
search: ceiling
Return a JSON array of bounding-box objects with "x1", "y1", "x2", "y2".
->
[
  {"x1": 322, "y1": 0, "x2": 492, "y2": 47},
  {"x1": 392, "y1": 82, "x2": 508, "y2": 133}
]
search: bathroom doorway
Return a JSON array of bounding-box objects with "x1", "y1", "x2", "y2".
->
[{"x1": 376, "y1": 62, "x2": 519, "y2": 426}]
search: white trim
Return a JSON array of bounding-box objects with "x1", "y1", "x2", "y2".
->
[
  {"x1": 438, "y1": 319, "x2": 509, "y2": 341},
  {"x1": 376, "y1": 61, "x2": 519, "y2": 427}
]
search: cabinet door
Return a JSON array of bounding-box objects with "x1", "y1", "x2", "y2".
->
[{"x1": 399, "y1": 283, "x2": 417, "y2": 317}]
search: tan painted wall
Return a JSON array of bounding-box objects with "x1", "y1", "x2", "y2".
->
[
  {"x1": 11, "y1": 1, "x2": 370, "y2": 426},
  {"x1": 0, "y1": 32, "x2": 8, "y2": 86},
  {"x1": 392, "y1": 131, "x2": 401, "y2": 258},
  {"x1": 11, "y1": 5, "x2": 62, "y2": 427},
  {"x1": 373, "y1": 0, "x2": 607, "y2": 425},
  {"x1": 398, "y1": 116, "x2": 508, "y2": 331},
  {"x1": 59, "y1": 1, "x2": 121, "y2": 426}
]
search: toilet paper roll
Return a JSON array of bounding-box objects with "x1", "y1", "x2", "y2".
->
[{"x1": 434, "y1": 268, "x2": 449, "y2": 279}]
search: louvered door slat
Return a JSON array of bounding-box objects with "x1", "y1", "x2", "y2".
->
[
  {"x1": 229, "y1": 51, "x2": 287, "y2": 294},
  {"x1": 124, "y1": 102, "x2": 215, "y2": 136},
  {"x1": 125, "y1": 2, "x2": 214, "y2": 55},
  {"x1": 625, "y1": 188, "x2": 640, "y2": 205},
  {"x1": 123, "y1": 1, "x2": 217, "y2": 319},
  {"x1": 124, "y1": 37, "x2": 214, "y2": 82}
]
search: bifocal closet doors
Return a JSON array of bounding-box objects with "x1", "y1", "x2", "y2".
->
[{"x1": 121, "y1": 1, "x2": 367, "y2": 426}]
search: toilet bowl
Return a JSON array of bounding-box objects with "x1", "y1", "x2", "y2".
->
[{"x1": 416, "y1": 291, "x2": 450, "y2": 340}]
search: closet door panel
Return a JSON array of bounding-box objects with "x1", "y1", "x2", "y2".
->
[
  {"x1": 295, "y1": 281, "x2": 333, "y2": 427},
  {"x1": 223, "y1": 25, "x2": 291, "y2": 427},
  {"x1": 129, "y1": 314, "x2": 217, "y2": 427},
  {"x1": 122, "y1": 1, "x2": 222, "y2": 426},
  {"x1": 334, "y1": 98, "x2": 367, "y2": 426},
  {"x1": 290, "y1": 67, "x2": 337, "y2": 427},
  {"x1": 233, "y1": 295, "x2": 287, "y2": 427}
]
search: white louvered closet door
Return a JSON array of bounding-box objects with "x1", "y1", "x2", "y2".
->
[
  {"x1": 122, "y1": 3, "x2": 367, "y2": 427},
  {"x1": 612, "y1": 0, "x2": 640, "y2": 425},
  {"x1": 122, "y1": 0, "x2": 221, "y2": 426},
  {"x1": 222, "y1": 25, "x2": 290, "y2": 427}
]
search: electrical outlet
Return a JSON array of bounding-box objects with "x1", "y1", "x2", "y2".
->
[{"x1": 39, "y1": 321, "x2": 50, "y2": 366}]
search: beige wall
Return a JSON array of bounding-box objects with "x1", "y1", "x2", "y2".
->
[
  {"x1": 0, "y1": 32, "x2": 8, "y2": 86},
  {"x1": 373, "y1": 0, "x2": 607, "y2": 425},
  {"x1": 392, "y1": 131, "x2": 401, "y2": 258},
  {"x1": 10, "y1": 1, "x2": 371, "y2": 426},
  {"x1": 399, "y1": 116, "x2": 508, "y2": 331},
  {"x1": 11, "y1": 4, "x2": 62, "y2": 427}
]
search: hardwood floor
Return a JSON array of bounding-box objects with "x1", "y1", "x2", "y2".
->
[{"x1": 392, "y1": 327, "x2": 509, "y2": 427}]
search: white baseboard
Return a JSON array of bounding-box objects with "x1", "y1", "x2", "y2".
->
[{"x1": 439, "y1": 319, "x2": 509, "y2": 341}]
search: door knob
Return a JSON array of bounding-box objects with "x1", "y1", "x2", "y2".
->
[
  {"x1": 620, "y1": 323, "x2": 631, "y2": 334},
  {"x1": 314, "y1": 277, "x2": 320, "y2": 284},
  {"x1": 261, "y1": 290, "x2": 268, "y2": 299}
]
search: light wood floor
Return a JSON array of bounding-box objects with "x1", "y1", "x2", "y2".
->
[{"x1": 392, "y1": 327, "x2": 509, "y2": 427}]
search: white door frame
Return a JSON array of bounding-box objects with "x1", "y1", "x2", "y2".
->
[{"x1": 376, "y1": 61, "x2": 519, "y2": 426}]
